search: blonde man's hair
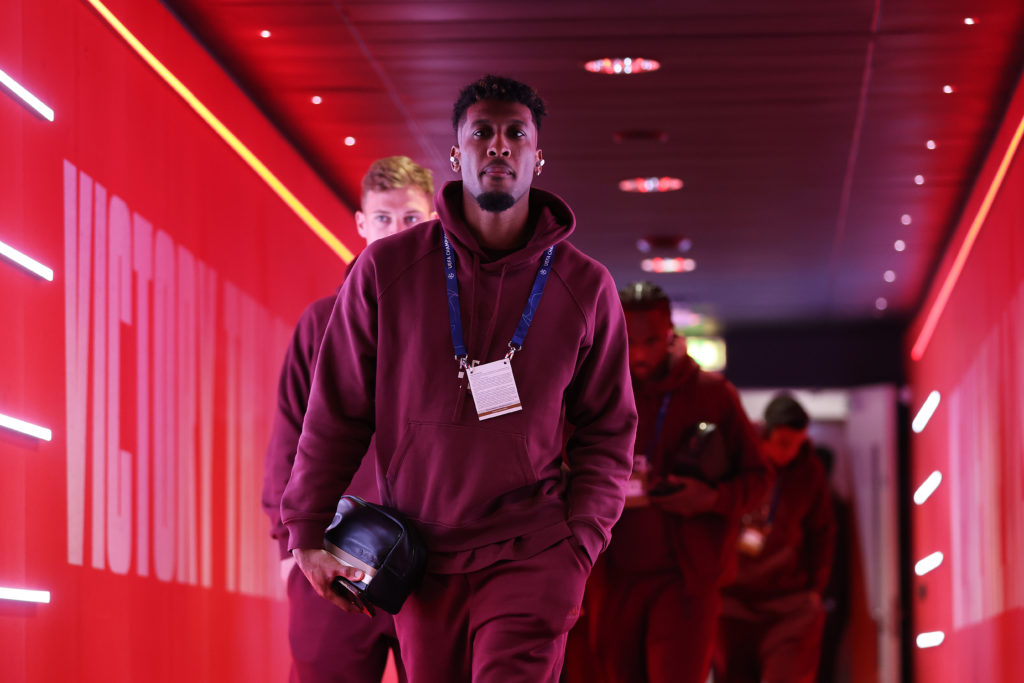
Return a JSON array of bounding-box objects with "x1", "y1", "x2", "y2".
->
[{"x1": 361, "y1": 156, "x2": 434, "y2": 204}]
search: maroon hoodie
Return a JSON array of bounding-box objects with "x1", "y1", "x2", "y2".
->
[
  {"x1": 605, "y1": 349, "x2": 770, "y2": 588},
  {"x1": 721, "y1": 443, "x2": 835, "y2": 610},
  {"x1": 260, "y1": 282, "x2": 381, "y2": 560},
  {"x1": 281, "y1": 182, "x2": 637, "y2": 573}
]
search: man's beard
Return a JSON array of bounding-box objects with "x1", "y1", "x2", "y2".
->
[{"x1": 475, "y1": 191, "x2": 516, "y2": 213}]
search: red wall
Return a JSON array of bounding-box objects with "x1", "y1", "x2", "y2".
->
[
  {"x1": 0, "y1": 1, "x2": 356, "y2": 680},
  {"x1": 907, "y1": 66, "x2": 1024, "y2": 681}
]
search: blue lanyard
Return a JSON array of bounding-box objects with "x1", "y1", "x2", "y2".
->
[
  {"x1": 645, "y1": 393, "x2": 673, "y2": 456},
  {"x1": 442, "y1": 230, "x2": 556, "y2": 366}
]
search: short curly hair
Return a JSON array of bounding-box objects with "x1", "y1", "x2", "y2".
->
[
  {"x1": 451, "y1": 75, "x2": 547, "y2": 133},
  {"x1": 619, "y1": 281, "x2": 671, "y2": 318}
]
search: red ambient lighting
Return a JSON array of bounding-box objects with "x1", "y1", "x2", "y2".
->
[
  {"x1": 619, "y1": 177, "x2": 683, "y2": 193},
  {"x1": 641, "y1": 257, "x2": 696, "y2": 274},
  {"x1": 585, "y1": 58, "x2": 660, "y2": 75},
  {"x1": 911, "y1": 107, "x2": 1024, "y2": 360}
]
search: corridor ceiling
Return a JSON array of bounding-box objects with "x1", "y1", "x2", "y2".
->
[{"x1": 164, "y1": 0, "x2": 1024, "y2": 332}]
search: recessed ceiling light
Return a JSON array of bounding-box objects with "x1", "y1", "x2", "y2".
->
[
  {"x1": 311, "y1": 95, "x2": 323, "y2": 105},
  {"x1": 914, "y1": 175, "x2": 925, "y2": 185},
  {"x1": 344, "y1": 136, "x2": 356, "y2": 147},
  {"x1": 585, "y1": 58, "x2": 661, "y2": 75},
  {"x1": 641, "y1": 257, "x2": 696, "y2": 273},
  {"x1": 901, "y1": 214, "x2": 912, "y2": 225},
  {"x1": 926, "y1": 139, "x2": 937, "y2": 150},
  {"x1": 943, "y1": 85, "x2": 955, "y2": 94},
  {"x1": 636, "y1": 238, "x2": 652, "y2": 253},
  {"x1": 964, "y1": 17, "x2": 976, "y2": 25},
  {"x1": 619, "y1": 176, "x2": 683, "y2": 193},
  {"x1": 875, "y1": 297, "x2": 888, "y2": 311},
  {"x1": 894, "y1": 239, "x2": 906, "y2": 252},
  {"x1": 884, "y1": 270, "x2": 897, "y2": 283},
  {"x1": 260, "y1": 30, "x2": 271, "y2": 38}
]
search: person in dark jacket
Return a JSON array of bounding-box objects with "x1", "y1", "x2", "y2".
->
[
  {"x1": 282, "y1": 75, "x2": 637, "y2": 683},
  {"x1": 714, "y1": 393, "x2": 836, "y2": 683},
  {"x1": 261, "y1": 156, "x2": 434, "y2": 683},
  {"x1": 579, "y1": 282, "x2": 769, "y2": 683}
]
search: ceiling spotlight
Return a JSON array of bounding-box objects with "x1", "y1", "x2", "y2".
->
[
  {"x1": 901, "y1": 214, "x2": 912, "y2": 225},
  {"x1": 619, "y1": 176, "x2": 683, "y2": 193},
  {"x1": 636, "y1": 238, "x2": 652, "y2": 253},
  {"x1": 926, "y1": 139, "x2": 937, "y2": 150},
  {"x1": 641, "y1": 257, "x2": 696, "y2": 273},
  {"x1": 943, "y1": 85, "x2": 955, "y2": 94},
  {"x1": 875, "y1": 297, "x2": 889, "y2": 311},
  {"x1": 964, "y1": 17, "x2": 976, "y2": 25},
  {"x1": 584, "y1": 58, "x2": 661, "y2": 75},
  {"x1": 914, "y1": 175, "x2": 925, "y2": 185},
  {"x1": 311, "y1": 95, "x2": 323, "y2": 105},
  {"x1": 884, "y1": 270, "x2": 897, "y2": 283},
  {"x1": 895, "y1": 239, "x2": 906, "y2": 252},
  {"x1": 260, "y1": 30, "x2": 271, "y2": 38},
  {"x1": 344, "y1": 136, "x2": 356, "y2": 147}
]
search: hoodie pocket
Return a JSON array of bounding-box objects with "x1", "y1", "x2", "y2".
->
[{"x1": 385, "y1": 420, "x2": 535, "y2": 527}]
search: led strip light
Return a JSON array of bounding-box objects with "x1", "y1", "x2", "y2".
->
[
  {"x1": 913, "y1": 471, "x2": 942, "y2": 506},
  {"x1": 911, "y1": 391, "x2": 941, "y2": 434},
  {"x1": 0, "y1": 239, "x2": 55, "y2": 281},
  {"x1": 82, "y1": 0, "x2": 354, "y2": 263},
  {"x1": 914, "y1": 551, "x2": 944, "y2": 577},
  {"x1": 0, "y1": 586, "x2": 51, "y2": 604},
  {"x1": 0, "y1": 66, "x2": 55, "y2": 121},
  {"x1": 0, "y1": 411, "x2": 53, "y2": 441},
  {"x1": 916, "y1": 631, "x2": 945, "y2": 649},
  {"x1": 911, "y1": 110, "x2": 1024, "y2": 361}
]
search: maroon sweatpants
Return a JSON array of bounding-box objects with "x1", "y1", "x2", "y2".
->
[
  {"x1": 287, "y1": 564, "x2": 407, "y2": 683},
  {"x1": 714, "y1": 596, "x2": 825, "y2": 683},
  {"x1": 394, "y1": 537, "x2": 590, "y2": 683},
  {"x1": 594, "y1": 572, "x2": 720, "y2": 683}
]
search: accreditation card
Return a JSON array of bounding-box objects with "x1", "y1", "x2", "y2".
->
[{"x1": 466, "y1": 358, "x2": 523, "y2": 420}]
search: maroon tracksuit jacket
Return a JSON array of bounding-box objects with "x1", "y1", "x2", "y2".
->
[
  {"x1": 262, "y1": 285, "x2": 403, "y2": 683},
  {"x1": 281, "y1": 181, "x2": 637, "y2": 681},
  {"x1": 716, "y1": 444, "x2": 836, "y2": 683},
  {"x1": 584, "y1": 351, "x2": 768, "y2": 683}
]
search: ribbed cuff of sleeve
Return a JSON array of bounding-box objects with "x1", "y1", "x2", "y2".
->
[
  {"x1": 286, "y1": 519, "x2": 329, "y2": 553},
  {"x1": 276, "y1": 535, "x2": 292, "y2": 560},
  {"x1": 568, "y1": 521, "x2": 605, "y2": 567}
]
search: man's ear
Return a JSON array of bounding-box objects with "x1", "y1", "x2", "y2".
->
[{"x1": 355, "y1": 211, "x2": 368, "y2": 239}]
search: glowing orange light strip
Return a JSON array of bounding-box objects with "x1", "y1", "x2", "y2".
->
[
  {"x1": 910, "y1": 110, "x2": 1024, "y2": 361},
  {"x1": 83, "y1": 0, "x2": 354, "y2": 264}
]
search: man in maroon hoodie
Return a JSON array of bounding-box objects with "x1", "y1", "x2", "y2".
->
[
  {"x1": 281, "y1": 75, "x2": 637, "y2": 682},
  {"x1": 262, "y1": 156, "x2": 434, "y2": 683},
  {"x1": 580, "y1": 282, "x2": 768, "y2": 683},
  {"x1": 714, "y1": 394, "x2": 835, "y2": 683}
]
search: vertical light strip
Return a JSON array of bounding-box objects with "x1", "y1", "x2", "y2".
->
[
  {"x1": 916, "y1": 631, "x2": 945, "y2": 649},
  {"x1": 913, "y1": 470, "x2": 942, "y2": 505},
  {"x1": 0, "y1": 239, "x2": 55, "y2": 280},
  {"x1": 911, "y1": 110, "x2": 1024, "y2": 360},
  {"x1": 0, "y1": 412, "x2": 53, "y2": 441},
  {"x1": 912, "y1": 391, "x2": 941, "y2": 433},
  {"x1": 0, "y1": 66, "x2": 55, "y2": 121},
  {"x1": 82, "y1": 0, "x2": 354, "y2": 264},
  {"x1": 0, "y1": 586, "x2": 51, "y2": 603},
  {"x1": 914, "y1": 551, "x2": 944, "y2": 576}
]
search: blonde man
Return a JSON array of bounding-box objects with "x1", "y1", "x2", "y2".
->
[{"x1": 262, "y1": 156, "x2": 434, "y2": 683}]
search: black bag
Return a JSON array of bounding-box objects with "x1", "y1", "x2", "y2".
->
[
  {"x1": 323, "y1": 495, "x2": 428, "y2": 615},
  {"x1": 668, "y1": 421, "x2": 731, "y2": 483}
]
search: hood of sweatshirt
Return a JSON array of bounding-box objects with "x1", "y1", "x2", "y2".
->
[
  {"x1": 633, "y1": 337, "x2": 701, "y2": 397},
  {"x1": 434, "y1": 181, "x2": 575, "y2": 267}
]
